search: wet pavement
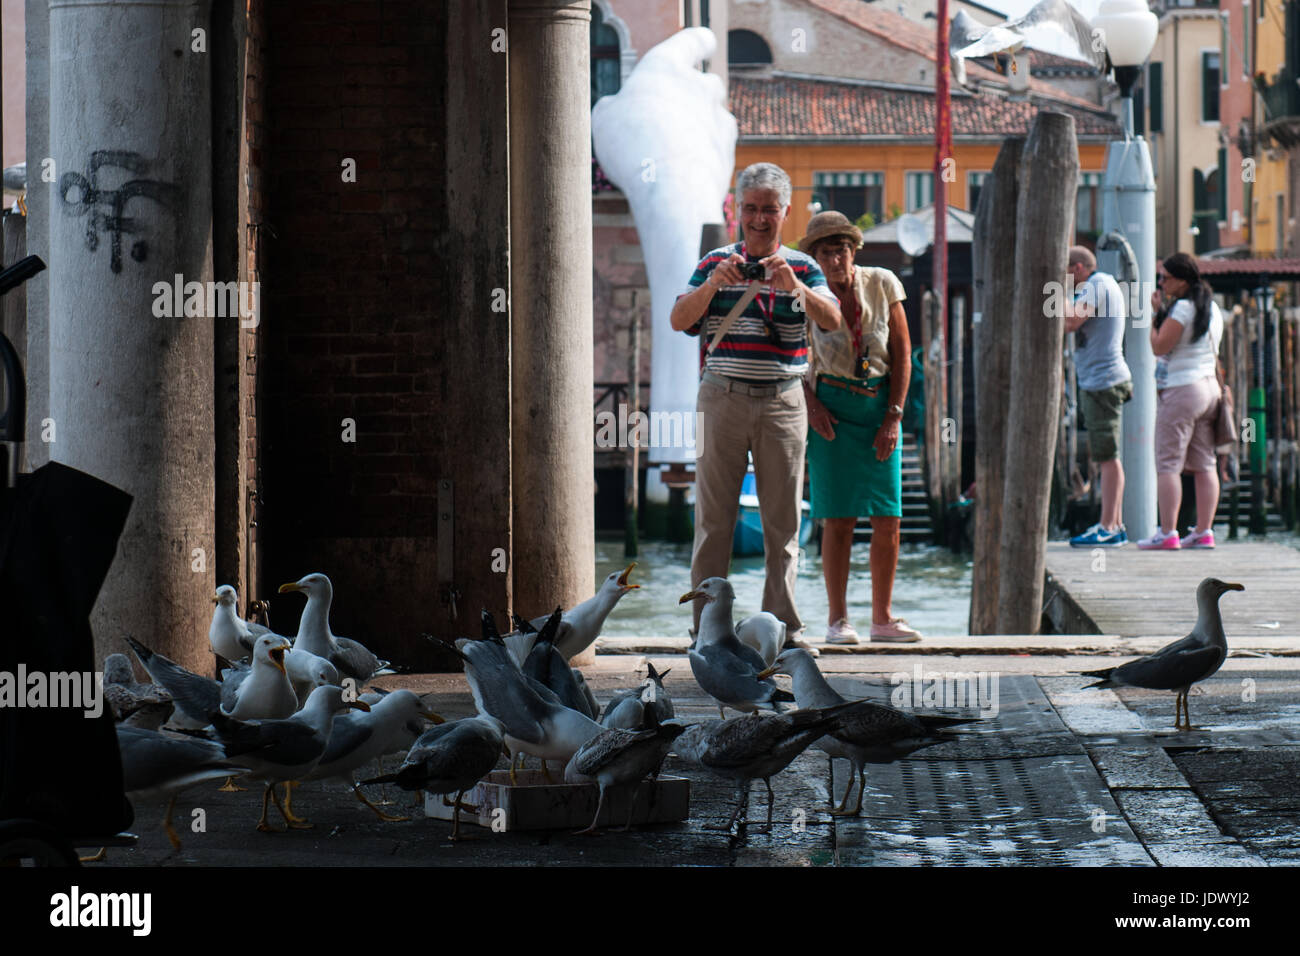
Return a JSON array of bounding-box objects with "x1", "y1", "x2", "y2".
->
[{"x1": 88, "y1": 653, "x2": 1300, "y2": 867}]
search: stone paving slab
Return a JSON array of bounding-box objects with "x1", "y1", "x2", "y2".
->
[{"x1": 80, "y1": 660, "x2": 1300, "y2": 867}]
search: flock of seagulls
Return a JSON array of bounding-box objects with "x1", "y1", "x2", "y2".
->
[{"x1": 105, "y1": 564, "x2": 1245, "y2": 849}]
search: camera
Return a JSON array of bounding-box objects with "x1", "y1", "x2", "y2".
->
[{"x1": 739, "y1": 262, "x2": 767, "y2": 281}]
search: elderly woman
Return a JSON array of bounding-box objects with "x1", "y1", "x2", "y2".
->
[
  {"x1": 801, "y1": 211, "x2": 919, "y2": 643},
  {"x1": 1139, "y1": 252, "x2": 1225, "y2": 550}
]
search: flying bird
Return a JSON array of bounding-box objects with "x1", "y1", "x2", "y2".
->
[
  {"x1": 1080, "y1": 578, "x2": 1244, "y2": 731},
  {"x1": 948, "y1": 1, "x2": 1108, "y2": 88}
]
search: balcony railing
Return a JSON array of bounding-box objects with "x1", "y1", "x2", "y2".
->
[{"x1": 1256, "y1": 69, "x2": 1300, "y2": 150}]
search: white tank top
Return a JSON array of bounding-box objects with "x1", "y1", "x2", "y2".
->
[{"x1": 1162, "y1": 298, "x2": 1222, "y2": 389}]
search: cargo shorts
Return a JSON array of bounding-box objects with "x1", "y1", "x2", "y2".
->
[{"x1": 1080, "y1": 379, "x2": 1132, "y2": 463}]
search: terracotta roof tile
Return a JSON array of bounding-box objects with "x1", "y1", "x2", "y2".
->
[{"x1": 732, "y1": 74, "x2": 1120, "y2": 140}]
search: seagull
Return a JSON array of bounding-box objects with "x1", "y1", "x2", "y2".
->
[
  {"x1": 126, "y1": 634, "x2": 297, "y2": 728},
  {"x1": 948, "y1": 1, "x2": 1108, "y2": 88},
  {"x1": 116, "y1": 725, "x2": 257, "y2": 849},
  {"x1": 529, "y1": 563, "x2": 639, "y2": 660},
  {"x1": 209, "y1": 584, "x2": 274, "y2": 662},
  {"x1": 301, "y1": 689, "x2": 442, "y2": 822},
  {"x1": 1081, "y1": 578, "x2": 1244, "y2": 731},
  {"x1": 523, "y1": 607, "x2": 601, "y2": 719},
  {"x1": 220, "y1": 647, "x2": 339, "y2": 710},
  {"x1": 449, "y1": 626, "x2": 604, "y2": 783},
  {"x1": 363, "y1": 714, "x2": 508, "y2": 840},
  {"x1": 673, "y1": 700, "x2": 878, "y2": 832},
  {"x1": 736, "y1": 612, "x2": 787, "y2": 666},
  {"x1": 680, "y1": 577, "x2": 795, "y2": 718},
  {"x1": 210, "y1": 684, "x2": 370, "y2": 831},
  {"x1": 601, "y1": 661, "x2": 674, "y2": 730},
  {"x1": 759, "y1": 649, "x2": 979, "y2": 816},
  {"x1": 564, "y1": 711, "x2": 686, "y2": 834},
  {"x1": 279, "y1": 572, "x2": 393, "y2": 684},
  {"x1": 102, "y1": 653, "x2": 174, "y2": 730}
]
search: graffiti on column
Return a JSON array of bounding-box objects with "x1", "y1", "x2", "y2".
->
[{"x1": 59, "y1": 151, "x2": 180, "y2": 274}]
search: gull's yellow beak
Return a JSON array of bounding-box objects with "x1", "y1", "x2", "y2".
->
[
  {"x1": 422, "y1": 710, "x2": 446, "y2": 724},
  {"x1": 1224, "y1": 582, "x2": 1244, "y2": 591},
  {"x1": 211, "y1": 593, "x2": 220, "y2": 605},
  {"x1": 348, "y1": 700, "x2": 371, "y2": 712},
  {"x1": 269, "y1": 645, "x2": 288, "y2": 675},
  {"x1": 678, "y1": 590, "x2": 700, "y2": 605},
  {"x1": 278, "y1": 581, "x2": 303, "y2": 594},
  {"x1": 617, "y1": 563, "x2": 640, "y2": 589},
  {"x1": 756, "y1": 665, "x2": 778, "y2": 681}
]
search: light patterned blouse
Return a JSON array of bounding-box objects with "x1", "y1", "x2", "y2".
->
[{"x1": 807, "y1": 265, "x2": 905, "y2": 380}]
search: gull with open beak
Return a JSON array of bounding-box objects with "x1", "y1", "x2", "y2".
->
[
  {"x1": 210, "y1": 684, "x2": 371, "y2": 831},
  {"x1": 680, "y1": 577, "x2": 795, "y2": 718},
  {"x1": 528, "y1": 563, "x2": 640, "y2": 661},
  {"x1": 279, "y1": 573, "x2": 393, "y2": 683},
  {"x1": 125, "y1": 634, "x2": 297, "y2": 728}
]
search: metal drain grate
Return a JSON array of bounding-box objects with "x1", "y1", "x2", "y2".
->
[
  {"x1": 830, "y1": 677, "x2": 1151, "y2": 865},
  {"x1": 839, "y1": 755, "x2": 1150, "y2": 865}
]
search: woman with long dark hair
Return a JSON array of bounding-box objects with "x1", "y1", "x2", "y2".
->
[{"x1": 1139, "y1": 252, "x2": 1225, "y2": 549}]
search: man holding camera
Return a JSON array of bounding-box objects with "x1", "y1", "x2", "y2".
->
[{"x1": 670, "y1": 162, "x2": 842, "y2": 647}]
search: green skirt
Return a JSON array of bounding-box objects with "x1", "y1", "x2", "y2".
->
[{"x1": 807, "y1": 375, "x2": 902, "y2": 519}]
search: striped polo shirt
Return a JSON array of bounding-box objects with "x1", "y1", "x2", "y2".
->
[{"x1": 679, "y1": 242, "x2": 837, "y2": 382}]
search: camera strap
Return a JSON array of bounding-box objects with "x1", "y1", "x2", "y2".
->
[{"x1": 707, "y1": 280, "x2": 764, "y2": 356}]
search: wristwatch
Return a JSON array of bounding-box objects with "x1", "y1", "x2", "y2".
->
[{"x1": 886, "y1": 403, "x2": 904, "y2": 419}]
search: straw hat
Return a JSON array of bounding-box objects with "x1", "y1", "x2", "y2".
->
[{"x1": 798, "y1": 210, "x2": 863, "y2": 254}]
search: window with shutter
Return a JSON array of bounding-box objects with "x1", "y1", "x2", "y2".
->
[{"x1": 1149, "y1": 62, "x2": 1163, "y2": 133}]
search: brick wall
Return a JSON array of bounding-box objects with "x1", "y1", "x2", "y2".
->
[{"x1": 258, "y1": 0, "x2": 511, "y2": 666}]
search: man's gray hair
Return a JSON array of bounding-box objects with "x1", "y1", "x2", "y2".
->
[
  {"x1": 1068, "y1": 245, "x2": 1096, "y2": 271},
  {"x1": 736, "y1": 162, "x2": 792, "y2": 208}
]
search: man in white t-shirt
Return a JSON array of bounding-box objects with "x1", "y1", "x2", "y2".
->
[{"x1": 1063, "y1": 246, "x2": 1131, "y2": 547}]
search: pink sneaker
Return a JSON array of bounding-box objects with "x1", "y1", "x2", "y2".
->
[
  {"x1": 1137, "y1": 530, "x2": 1181, "y2": 550},
  {"x1": 870, "y1": 618, "x2": 922, "y2": 643},
  {"x1": 1183, "y1": 528, "x2": 1215, "y2": 549}
]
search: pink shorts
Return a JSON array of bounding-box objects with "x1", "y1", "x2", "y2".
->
[{"x1": 1155, "y1": 377, "x2": 1220, "y2": 474}]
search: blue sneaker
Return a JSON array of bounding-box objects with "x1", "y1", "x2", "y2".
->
[{"x1": 1070, "y1": 523, "x2": 1128, "y2": 547}]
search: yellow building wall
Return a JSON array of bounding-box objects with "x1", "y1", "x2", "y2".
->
[
  {"x1": 1150, "y1": 13, "x2": 1222, "y2": 256},
  {"x1": 1251, "y1": 0, "x2": 1290, "y2": 255},
  {"x1": 735, "y1": 141, "x2": 1109, "y2": 243}
]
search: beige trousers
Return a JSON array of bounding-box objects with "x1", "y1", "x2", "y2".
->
[{"x1": 690, "y1": 379, "x2": 807, "y2": 639}]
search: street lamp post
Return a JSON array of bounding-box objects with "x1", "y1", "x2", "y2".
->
[{"x1": 1093, "y1": 0, "x2": 1160, "y2": 542}]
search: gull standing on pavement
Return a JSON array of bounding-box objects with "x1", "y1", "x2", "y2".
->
[
  {"x1": 760, "y1": 649, "x2": 978, "y2": 816},
  {"x1": 681, "y1": 577, "x2": 795, "y2": 718}
]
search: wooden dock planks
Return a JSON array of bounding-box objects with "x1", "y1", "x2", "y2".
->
[{"x1": 1042, "y1": 540, "x2": 1300, "y2": 639}]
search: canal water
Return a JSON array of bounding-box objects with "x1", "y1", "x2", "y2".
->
[{"x1": 595, "y1": 534, "x2": 974, "y2": 638}]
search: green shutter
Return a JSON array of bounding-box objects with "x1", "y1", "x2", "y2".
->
[
  {"x1": 1218, "y1": 148, "x2": 1228, "y2": 221},
  {"x1": 1202, "y1": 51, "x2": 1220, "y2": 122},
  {"x1": 1149, "y1": 62, "x2": 1163, "y2": 133}
]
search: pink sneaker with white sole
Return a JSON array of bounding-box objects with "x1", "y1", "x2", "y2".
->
[
  {"x1": 1137, "y1": 530, "x2": 1181, "y2": 550},
  {"x1": 870, "y1": 618, "x2": 922, "y2": 643},
  {"x1": 1183, "y1": 528, "x2": 1215, "y2": 549}
]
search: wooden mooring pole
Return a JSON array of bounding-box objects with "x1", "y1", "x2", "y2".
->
[
  {"x1": 624, "y1": 291, "x2": 640, "y2": 558},
  {"x1": 969, "y1": 137, "x2": 1022, "y2": 634},
  {"x1": 996, "y1": 112, "x2": 1077, "y2": 636}
]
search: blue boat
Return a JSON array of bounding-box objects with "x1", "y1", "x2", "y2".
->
[{"x1": 732, "y1": 470, "x2": 814, "y2": 557}]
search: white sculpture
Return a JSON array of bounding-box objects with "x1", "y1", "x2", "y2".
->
[{"x1": 591, "y1": 27, "x2": 738, "y2": 465}]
